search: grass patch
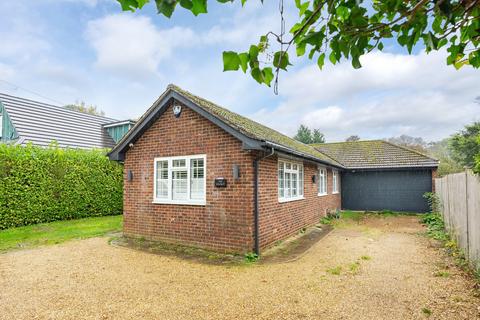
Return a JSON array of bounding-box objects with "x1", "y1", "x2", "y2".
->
[
  {"x1": 360, "y1": 255, "x2": 372, "y2": 261},
  {"x1": 421, "y1": 211, "x2": 480, "y2": 287},
  {"x1": 324, "y1": 210, "x2": 421, "y2": 229},
  {"x1": 0, "y1": 215, "x2": 123, "y2": 252},
  {"x1": 433, "y1": 270, "x2": 450, "y2": 278},
  {"x1": 349, "y1": 261, "x2": 360, "y2": 274},
  {"x1": 326, "y1": 266, "x2": 342, "y2": 275},
  {"x1": 421, "y1": 307, "x2": 432, "y2": 317},
  {"x1": 114, "y1": 236, "x2": 247, "y2": 265}
]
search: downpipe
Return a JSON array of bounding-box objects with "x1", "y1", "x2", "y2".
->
[{"x1": 253, "y1": 147, "x2": 275, "y2": 256}]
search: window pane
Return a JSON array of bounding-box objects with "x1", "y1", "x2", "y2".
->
[
  {"x1": 172, "y1": 170, "x2": 188, "y2": 200},
  {"x1": 173, "y1": 159, "x2": 186, "y2": 167},
  {"x1": 278, "y1": 163, "x2": 284, "y2": 198},
  {"x1": 190, "y1": 158, "x2": 205, "y2": 200},
  {"x1": 292, "y1": 172, "x2": 298, "y2": 197},
  {"x1": 319, "y1": 168, "x2": 327, "y2": 194},
  {"x1": 285, "y1": 172, "x2": 291, "y2": 198},
  {"x1": 299, "y1": 166, "x2": 304, "y2": 196},
  {"x1": 156, "y1": 160, "x2": 168, "y2": 199}
]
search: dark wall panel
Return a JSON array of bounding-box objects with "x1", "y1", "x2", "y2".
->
[{"x1": 341, "y1": 169, "x2": 433, "y2": 213}]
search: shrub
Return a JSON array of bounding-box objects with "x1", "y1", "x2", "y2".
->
[{"x1": 0, "y1": 143, "x2": 123, "y2": 229}]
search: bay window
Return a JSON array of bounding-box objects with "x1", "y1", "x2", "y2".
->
[
  {"x1": 154, "y1": 155, "x2": 206, "y2": 205},
  {"x1": 318, "y1": 167, "x2": 327, "y2": 196},
  {"x1": 278, "y1": 160, "x2": 304, "y2": 202}
]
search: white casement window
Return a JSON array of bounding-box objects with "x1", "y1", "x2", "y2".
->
[
  {"x1": 318, "y1": 167, "x2": 327, "y2": 196},
  {"x1": 278, "y1": 160, "x2": 304, "y2": 202},
  {"x1": 153, "y1": 155, "x2": 206, "y2": 205},
  {"x1": 332, "y1": 170, "x2": 339, "y2": 194}
]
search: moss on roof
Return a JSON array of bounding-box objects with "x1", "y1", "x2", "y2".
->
[
  {"x1": 312, "y1": 140, "x2": 438, "y2": 169},
  {"x1": 168, "y1": 84, "x2": 341, "y2": 167}
]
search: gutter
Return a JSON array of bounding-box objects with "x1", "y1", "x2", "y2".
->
[
  {"x1": 263, "y1": 141, "x2": 344, "y2": 170},
  {"x1": 253, "y1": 147, "x2": 275, "y2": 256}
]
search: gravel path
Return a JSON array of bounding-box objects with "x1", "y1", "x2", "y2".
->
[{"x1": 1, "y1": 216, "x2": 479, "y2": 320}]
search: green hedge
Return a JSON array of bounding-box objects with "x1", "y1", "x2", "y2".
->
[{"x1": 0, "y1": 144, "x2": 123, "y2": 229}]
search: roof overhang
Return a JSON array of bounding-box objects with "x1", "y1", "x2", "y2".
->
[
  {"x1": 345, "y1": 165, "x2": 439, "y2": 172},
  {"x1": 103, "y1": 120, "x2": 136, "y2": 128},
  {"x1": 108, "y1": 89, "x2": 344, "y2": 168},
  {"x1": 108, "y1": 89, "x2": 265, "y2": 161}
]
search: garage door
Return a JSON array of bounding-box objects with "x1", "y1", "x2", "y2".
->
[{"x1": 341, "y1": 169, "x2": 433, "y2": 213}]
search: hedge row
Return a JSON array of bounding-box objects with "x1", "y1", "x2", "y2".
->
[{"x1": 0, "y1": 144, "x2": 123, "y2": 229}]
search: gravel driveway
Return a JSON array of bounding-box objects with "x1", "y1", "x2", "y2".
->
[{"x1": 1, "y1": 215, "x2": 479, "y2": 320}]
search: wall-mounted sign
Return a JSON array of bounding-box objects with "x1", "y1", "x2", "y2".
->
[{"x1": 214, "y1": 177, "x2": 227, "y2": 188}]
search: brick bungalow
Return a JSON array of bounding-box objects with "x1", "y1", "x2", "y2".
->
[{"x1": 109, "y1": 85, "x2": 438, "y2": 254}]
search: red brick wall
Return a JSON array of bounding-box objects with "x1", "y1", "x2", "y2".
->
[
  {"x1": 123, "y1": 102, "x2": 342, "y2": 253},
  {"x1": 257, "y1": 155, "x2": 341, "y2": 249},
  {"x1": 431, "y1": 168, "x2": 437, "y2": 192},
  {"x1": 123, "y1": 102, "x2": 255, "y2": 253}
]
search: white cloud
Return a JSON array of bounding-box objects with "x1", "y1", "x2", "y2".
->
[
  {"x1": 251, "y1": 50, "x2": 480, "y2": 142},
  {"x1": 0, "y1": 63, "x2": 14, "y2": 80},
  {"x1": 85, "y1": 14, "x2": 197, "y2": 79}
]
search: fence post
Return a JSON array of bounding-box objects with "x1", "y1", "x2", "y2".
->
[{"x1": 465, "y1": 170, "x2": 470, "y2": 258}]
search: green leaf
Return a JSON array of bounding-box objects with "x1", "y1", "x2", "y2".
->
[
  {"x1": 296, "y1": 41, "x2": 306, "y2": 57},
  {"x1": 335, "y1": 6, "x2": 350, "y2": 21},
  {"x1": 329, "y1": 51, "x2": 337, "y2": 64},
  {"x1": 249, "y1": 45, "x2": 259, "y2": 59},
  {"x1": 317, "y1": 53, "x2": 325, "y2": 69},
  {"x1": 238, "y1": 53, "x2": 249, "y2": 73},
  {"x1": 223, "y1": 51, "x2": 240, "y2": 71},
  {"x1": 251, "y1": 67, "x2": 264, "y2": 84},
  {"x1": 378, "y1": 42, "x2": 384, "y2": 51},
  {"x1": 191, "y1": 0, "x2": 207, "y2": 15},
  {"x1": 273, "y1": 51, "x2": 291, "y2": 70},
  {"x1": 179, "y1": 0, "x2": 193, "y2": 9},
  {"x1": 432, "y1": 15, "x2": 443, "y2": 34},
  {"x1": 155, "y1": 0, "x2": 177, "y2": 17},
  {"x1": 262, "y1": 67, "x2": 274, "y2": 86},
  {"x1": 352, "y1": 56, "x2": 362, "y2": 69},
  {"x1": 117, "y1": 0, "x2": 144, "y2": 11}
]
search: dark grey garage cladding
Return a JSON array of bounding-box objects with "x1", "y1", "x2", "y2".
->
[
  {"x1": 312, "y1": 140, "x2": 438, "y2": 213},
  {"x1": 341, "y1": 169, "x2": 433, "y2": 212}
]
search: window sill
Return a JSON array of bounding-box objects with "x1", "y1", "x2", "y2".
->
[
  {"x1": 278, "y1": 196, "x2": 305, "y2": 203},
  {"x1": 332, "y1": 191, "x2": 339, "y2": 194},
  {"x1": 318, "y1": 193, "x2": 328, "y2": 197},
  {"x1": 152, "y1": 199, "x2": 206, "y2": 206}
]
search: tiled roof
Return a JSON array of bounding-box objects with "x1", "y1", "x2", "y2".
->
[
  {"x1": 0, "y1": 93, "x2": 117, "y2": 149},
  {"x1": 166, "y1": 85, "x2": 342, "y2": 167},
  {"x1": 312, "y1": 140, "x2": 438, "y2": 169}
]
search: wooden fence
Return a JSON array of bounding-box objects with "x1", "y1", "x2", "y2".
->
[{"x1": 435, "y1": 170, "x2": 480, "y2": 269}]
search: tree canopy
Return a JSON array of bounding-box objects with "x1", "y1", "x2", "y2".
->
[
  {"x1": 449, "y1": 121, "x2": 480, "y2": 168},
  {"x1": 117, "y1": 0, "x2": 480, "y2": 91},
  {"x1": 345, "y1": 135, "x2": 360, "y2": 142},
  {"x1": 64, "y1": 101, "x2": 105, "y2": 117},
  {"x1": 386, "y1": 135, "x2": 428, "y2": 153},
  {"x1": 294, "y1": 125, "x2": 325, "y2": 144}
]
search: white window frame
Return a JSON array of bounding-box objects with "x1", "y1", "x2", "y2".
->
[
  {"x1": 278, "y1": 159, "x2": 304, "y2": 203},
  {"x1": 153, "y1": 154, "x2": 206, "y2": 205},
  {"x1": 0, "y1": 112, "x2": 3, "y2": 138},
  {"x1": 318, "y1": 167, "x2": 328, "y2": 196},
  {"x1": 332, "y1": 170, "x2": 339, "y2": 194}
]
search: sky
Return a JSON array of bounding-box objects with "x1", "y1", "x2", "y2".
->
[{"x1": 0, "y1": 0, "x2": 478, "y2": 142}]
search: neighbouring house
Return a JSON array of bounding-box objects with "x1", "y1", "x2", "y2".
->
[
  {"x1": 0, "y1": 93, "x2": 135, "y2": 149},
  {"x1": 108, "y1": 84, "x2": 438, "y2": 254}
]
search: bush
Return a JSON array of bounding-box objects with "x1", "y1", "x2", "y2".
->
[{"x1": 0, "y1": 144, "x2": 123, "y2": 229}]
